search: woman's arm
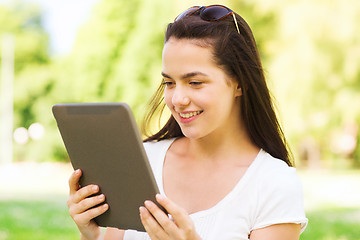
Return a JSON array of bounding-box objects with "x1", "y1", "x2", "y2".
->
[{"x1": 249, "y1": 223, "x2": 301, "y2": 240}]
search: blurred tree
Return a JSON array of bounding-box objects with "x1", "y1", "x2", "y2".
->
[
  {"x1": 262, "y1": 0, "x2": 360, "y2": 167},
  {"x1": 52, "y1": 0, "x2": 172, "y2": 119},
  {"x1": 0, "y1": 1, "x2": 55, "y2": 162},
  {"x1": 0, "y1": 2, "x2": 49, "y2": 72}
]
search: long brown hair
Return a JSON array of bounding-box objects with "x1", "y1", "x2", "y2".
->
[{"x1": 142, "y1": 11, "x2": 293, "y2": 166}]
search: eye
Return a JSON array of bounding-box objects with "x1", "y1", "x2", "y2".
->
[
  {"x1": 162, "y1": 80, "x2": 175, "y2": 87},
  {"x1": 189, "y1": 81, "x2": 203, "y2": 86}
]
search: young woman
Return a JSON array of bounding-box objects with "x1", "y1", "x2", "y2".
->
[{"x1": 67, "y1": 5, "x2": 308, "y2": 240}]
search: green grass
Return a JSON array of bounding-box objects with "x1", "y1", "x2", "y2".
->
[
  {"x1": 0, "y1": 200, "x2": 359, "y2": 240},
  {"x1": 0, "y1": 200, "x2": 78, "y2": 240},
  {"x1": 301, "y1": 207, "x2": 360, "y2": 240}
]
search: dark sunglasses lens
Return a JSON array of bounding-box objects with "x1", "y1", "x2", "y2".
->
[
  {"x1": 201, "y1": 6, "x2": 230, "y2": 21},
  {"x1": 175, "y1": 7, "x2": 199, "y2": 21}
]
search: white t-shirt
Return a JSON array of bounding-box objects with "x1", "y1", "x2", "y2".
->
[{"x1": 124, "y1": 138, "x2": 308, "y2": 240}]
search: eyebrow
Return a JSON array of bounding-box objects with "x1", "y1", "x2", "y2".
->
[{"x1": 161, "y1": 71, "x2": 209, "y2": 80}]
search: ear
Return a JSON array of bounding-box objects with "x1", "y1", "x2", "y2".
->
[{"x1": 235, "y1": 85, "x2": 243, "y2": 97}]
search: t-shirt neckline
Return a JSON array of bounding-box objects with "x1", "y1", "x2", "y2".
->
[{"x1": 156, "y1": 138, "x2": 264, "y2": 218}]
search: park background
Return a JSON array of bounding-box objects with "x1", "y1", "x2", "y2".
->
[{"x1": 0, "y1": 0, "x2": 360, "y2": 239}]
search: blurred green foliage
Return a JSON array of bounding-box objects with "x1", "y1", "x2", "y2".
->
[
  {"x1": 0, "y1": 0, "x2": 359, "y2": 166},
  {"x1": 260, "y1": 0, "x2": 360, "y2": 168},
  {"x1": 0, "y1": 200, "x2": 78, "y2": 240},
  {"x1": 301, "y1": 207, "x2": 360, "y2": 240}
]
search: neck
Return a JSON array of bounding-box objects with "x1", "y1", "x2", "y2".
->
[{"x1": 185, "y1": 120, "x2": 259, "y2": 163}]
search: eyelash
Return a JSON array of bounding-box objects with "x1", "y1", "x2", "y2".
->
[
  {"x1": 190, "y1": 81, "x2": 202, "y2": 86},
  {"x1": 162, "y1": 81, "x2": 174, "y2": 87},
  {"x1": 161, "y1": 80, "x2": 203, "y2": 87}
]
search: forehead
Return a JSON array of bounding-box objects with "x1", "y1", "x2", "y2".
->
[
  {"x1": 163, "y1": 38, "x2": 213, "y2": 56},
  {"x1": 162, "y1": 38, "x2": 236, "y2": 86},
  {"x1": 162, "y1": 38, "x2": 219, "y2": 73}
]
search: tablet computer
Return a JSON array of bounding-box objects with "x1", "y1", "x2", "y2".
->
[{"x1": 52, "y1": 102, "x2": 166, "y2": 232}]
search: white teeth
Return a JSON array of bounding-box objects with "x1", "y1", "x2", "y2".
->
[{"x1": 179, "y1": 111, "x2": 202, "y2": 119}]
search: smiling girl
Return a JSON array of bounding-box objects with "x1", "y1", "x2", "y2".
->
[{"x1": 67, "y1": 5, "x2": 308, "y2": 240}]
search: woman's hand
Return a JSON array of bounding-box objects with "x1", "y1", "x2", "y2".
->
[
  {"x1": 67, "y1": 169, "x2": 109, "y2": 240},
  {"x1": 139, "y1": 194, "x2": 201, "y2": 240}
]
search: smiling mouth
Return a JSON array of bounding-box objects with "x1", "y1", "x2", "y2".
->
[{"x1": 179, "y1": 111, "x2": 203, "y2": 119}]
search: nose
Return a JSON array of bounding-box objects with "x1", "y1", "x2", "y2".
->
[{"x1": 172, "y1": 85, "x2": 190, "y2": 107}]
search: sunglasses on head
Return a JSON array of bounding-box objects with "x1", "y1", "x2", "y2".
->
[{"x1": 174, "y1": 5, "x2": 241, "y2": 35}]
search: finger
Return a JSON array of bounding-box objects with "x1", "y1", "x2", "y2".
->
[
  {"x1": 69, "y1": 169, "x2": 82, "y2": 195},
  {"x1": 69, "y1": 194, "x2": 106, "y2": 216},
  {"x1": 72, "y1": 184, "x2": 100, "y2": 204},
  {"x1": 139, "y1": 206, "x2": 168, "y2": 240},
  {"x1": 144, "y1": 200, "x2": 178, "y2": 233},
  {"x1": 155, "y1": 194, "x2": 190, "y2": 229},
  {"x1": 74, "y1": 203, "x2": 109, "y2": 225}
]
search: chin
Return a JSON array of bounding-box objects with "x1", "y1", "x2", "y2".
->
[{"x1": 180, "y1": 129, "x2": 206, "y2": 140}]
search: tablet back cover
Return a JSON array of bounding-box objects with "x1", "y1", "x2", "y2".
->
[{"x1": 52, "y1": 103, "x2": 163, "y2": 232}]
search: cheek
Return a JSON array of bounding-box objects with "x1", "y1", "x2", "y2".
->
[{"x1": 163, "y1": 90, "x2": 173, "y2": 108}]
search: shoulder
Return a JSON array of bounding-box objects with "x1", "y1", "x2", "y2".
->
[
  {"x1": 143, "y1": 138, "x2": 175, "y2": 155},
  {"x1": 143, "y1": 138, "x2": 176, "y2": 167},
  {"x1": 256, "y1": 150, "x2": 298, "y2": 183},
  {"x1": 251, "y1": 150, "x2": 308, "y2": 232},
  {"x1": 253, "y1": 150, "x2": 304, "y2": 206},
  {"x1": 257, "y1": 150, "x2": 291, "y2": 170}
]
